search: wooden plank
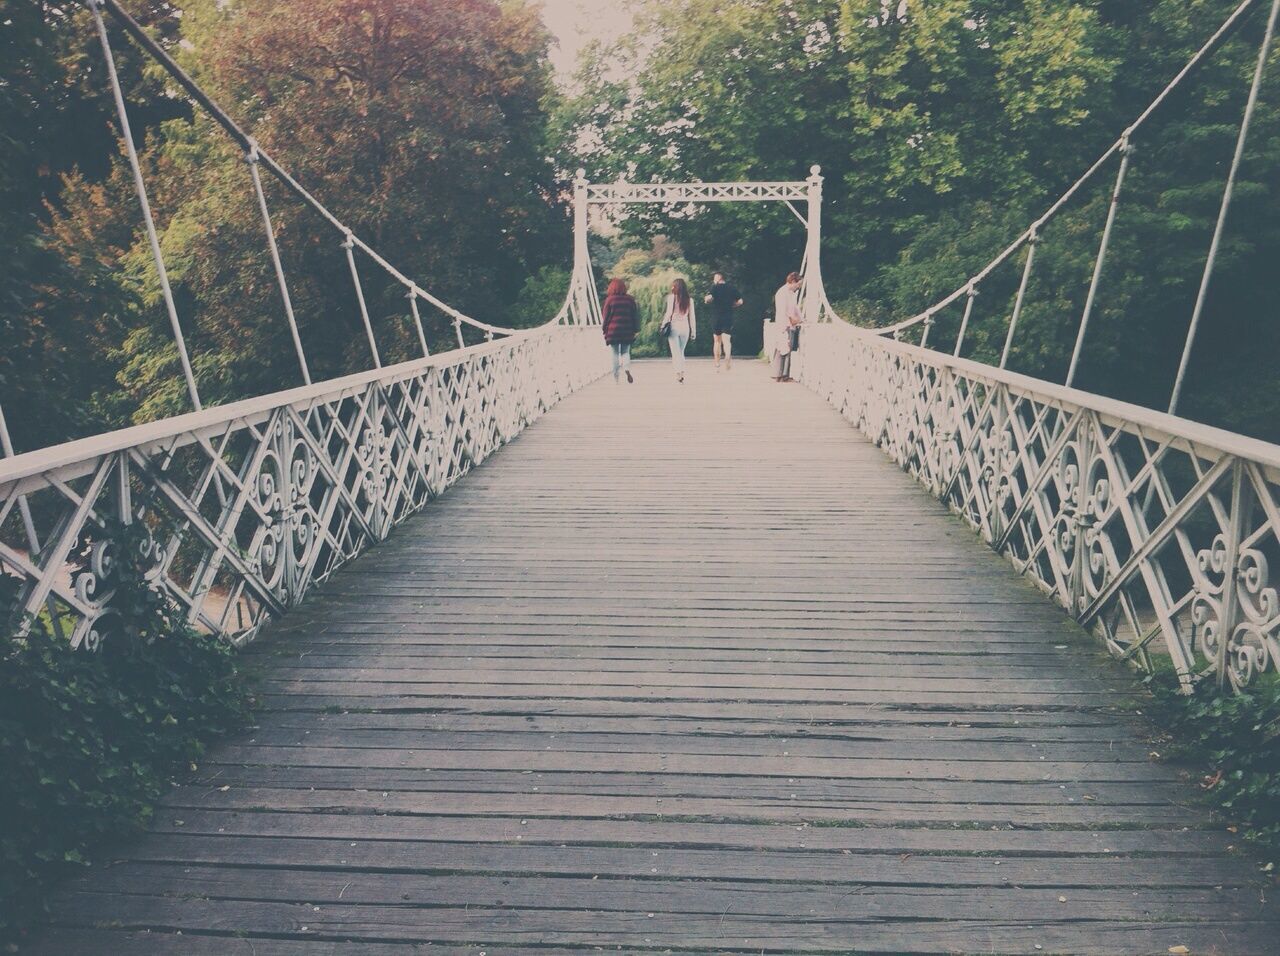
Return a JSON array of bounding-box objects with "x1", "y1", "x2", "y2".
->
[
  {"x1": 55, "y1": 864, "x2": 1265, "y2": 922},
  {"x1": 203, "y1": 744, "x2": 1177, "y2": 782},
  {"x1": 144, "y1": 809, "x2": 1232, "y2": 856},
  {"x1": 27, "y1": 920, "x2": 1280, "y2": 956},
  {"x1": 100, "y1": 833, "x2": 1270, "y2": 886},
  {"x1": 170, "y1": 784, "x2": 1202, "y2": 827},
  {"x1": 236, "y1": 726, "x2": 1157, "y2": 761}
]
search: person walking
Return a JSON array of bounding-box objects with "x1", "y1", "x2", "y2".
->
[
  {"x1": 660, "y1": 278, "x2": 697, "y2": 383},
  {"x1": 602, "y1": 277, "x2": 638, "y2": 383},
  {"x1": 771, "y1": 271, "x2": 802, "y2": 383},
  {"x1": 703, "y1": 272, "x2": 743, "y2": 371}
]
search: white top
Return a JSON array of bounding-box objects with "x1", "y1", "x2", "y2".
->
[
  {"x1": 662, "y1": 294, "x2": 697, "y2": 338},
  {"x1": 772, "y1": 284, "x2": 801, "y2": 354}
]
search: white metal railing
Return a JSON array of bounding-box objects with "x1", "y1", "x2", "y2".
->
[
  {"x1": 794, "y1": 323, "x2": 1280, "y2": 692},
  {"x1": 0, "y1": 328, "x2": 604, "y2": 649}
]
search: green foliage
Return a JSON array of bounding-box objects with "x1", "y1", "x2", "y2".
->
[
  {"x1": 1143, "y1": 670, "x2": 1280, "y2": 869},
  {"x1": 0, "y1": 520, "x2": 254, "y2": 934},
  {"x1": 512, "y1": 265, "x2": 571, "y2": 328}
]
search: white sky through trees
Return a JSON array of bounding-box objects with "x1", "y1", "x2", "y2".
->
[{"x1": 540, "y1": 0, "x2": 636, "y2": 74}]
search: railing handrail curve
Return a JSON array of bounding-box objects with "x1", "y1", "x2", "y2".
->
[
  {"x1": 842, "y1": 324, "x2": 1280, "y2": 474},
  {"x1": 0, "y1": 327, "x2": 566, "y2": 490}
]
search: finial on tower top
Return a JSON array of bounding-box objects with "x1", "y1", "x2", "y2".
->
[
  {"x1": 810, "y1": 164, "x2": 822, "y2": 177},
  {"x1": 576, "y1": 168, "x2": 586, "y2": 179}
]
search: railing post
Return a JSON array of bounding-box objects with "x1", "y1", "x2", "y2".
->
[
  {"x1": 343, "y1": 231, "x2": 382, "y2": 368},
  {"x1": 89, "y1": 0, "x2": 201, "y2": 411},
  {"x1": 1001, "y1": 229, "x2": 1038, "y2": 369},
  {"x1": 801, "y1": 165, "x2": 826, "y2": 325},
  {"x1": 568, "y1": 169, "x2": 600, "y2": 327},
  {"x1": 1067, "y1": 413, "x2": 1095, "y2": 615},
  {"x1": 953, "y1": 283, "x2": 979, "y2": 357},
  {"x1": 1169, "y1": 0, "x2": 1280, "y2": 416},
  {"x1": 1214, "y1": 460, "x2": 1248, "y2": 688},
  {"x1": 246, "y1": 140, "x2": 310, "y2": 385},
  {"x1": 453, "y1": 317, "x2": 466, "y2": 350},
  {"x1": 1066, "y1": 134, "x2": 1134, "y2": 389}
]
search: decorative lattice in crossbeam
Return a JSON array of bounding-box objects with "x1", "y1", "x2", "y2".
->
[{"x1": 586, "y1": 182, "x2": 809, "y2": 204}]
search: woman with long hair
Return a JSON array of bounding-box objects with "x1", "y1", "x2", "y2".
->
[
  {"x1": 601, "y1": 277, "x2": 638, "y2": 383},
  {"x1": 660, "y1": 277, "x2": 697, "y2": 383}
]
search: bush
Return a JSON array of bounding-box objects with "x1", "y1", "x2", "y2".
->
[
  {"x1": 512, "y1": 265, "x2": 571, "y2": 328},
  {"x1": 0, "y1": 520, "x2": 254, "y2": 934},
  {"x1": 1143, "y1": 669, "x2": 1280, "y2": 870}
]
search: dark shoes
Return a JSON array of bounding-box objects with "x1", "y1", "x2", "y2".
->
[{"x1": 625, "y1": 370, "x2": 634, "y2": 384}]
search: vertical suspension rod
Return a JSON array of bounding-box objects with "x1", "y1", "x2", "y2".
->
[
  {"x1": 343, "y1": 233, "x2": 382, "y2": 368},
  {"x1": 408, "y1": 290, "x2": 431, "y2": 357},
  {"x1": 1169, "y1": 0, "x2": 1280, "y2": 415},
  {"x1": 953, "y1": 284, "x2": 979, "y2": 357},
  {"x1": 920, "y1": 312, "x2": 936, "y2": 349},
  {"x1": 1001, "y1": 231, "x2": 1039, "y2": 369},
  {"x1": 89, "y1": 0, "x2": 201, "y2": 411},
  {"x1": 1066, "y1": 135, "x2": 1134, "y2": 388},
  {"x1": 247, "y1": 142, "x2": 310, "y2": 384}
]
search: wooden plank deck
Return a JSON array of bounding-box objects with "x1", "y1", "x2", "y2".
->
[{"x1": 32, "y1": 358, "x2": 1278, "y2": 954}]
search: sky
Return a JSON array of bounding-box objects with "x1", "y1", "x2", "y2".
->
[{"x1": 539, "y1": 0, "x2": 636, "y2": 75}]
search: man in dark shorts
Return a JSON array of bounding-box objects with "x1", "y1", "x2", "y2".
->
[{"x1": 704, "y1": 272, "x2": 743, "y2": 371}]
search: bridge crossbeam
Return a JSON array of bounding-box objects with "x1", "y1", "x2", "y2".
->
[{"x1": 585, "y1": 182, "x2": 809, "y2": 204}]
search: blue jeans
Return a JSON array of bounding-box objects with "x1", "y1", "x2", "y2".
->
[
  {"x1": 611, "y1": 343, "x2": 631, "y2": 380},
  {"x1": 667, "y1": 330, "x2": 689, "y2": 374}
]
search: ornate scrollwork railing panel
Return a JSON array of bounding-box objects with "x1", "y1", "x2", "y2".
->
[
  {"x1": 794, "y1": 322, "x2": 1280, "y2": 692},
  {"x1": 0, "y1": 328, "x2": 604, "y2": 648}
]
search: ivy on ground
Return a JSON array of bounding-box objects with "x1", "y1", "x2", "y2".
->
[
  {"x1": 1143, "y1": 670, "x2": 1280, "y2": 871},
  {"x1": 0, "y1": 519, "x2": 254, "y2": 936}
]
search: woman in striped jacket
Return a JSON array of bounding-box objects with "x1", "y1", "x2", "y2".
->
[{"x1": 602, "y1": 278, "x2": 638, "y2": 384}]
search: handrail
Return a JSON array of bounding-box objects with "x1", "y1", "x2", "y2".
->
[
  {"x1": 854, "y1": 324, "x2": 1280, "y2": 474},
  {"x1": 0, "y1": 331, "x2": 552, "y2": 490}
]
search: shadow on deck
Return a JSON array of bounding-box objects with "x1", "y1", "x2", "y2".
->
[{"x1": 29, "y1": 358, "x2": 1279, "y2": 954}]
